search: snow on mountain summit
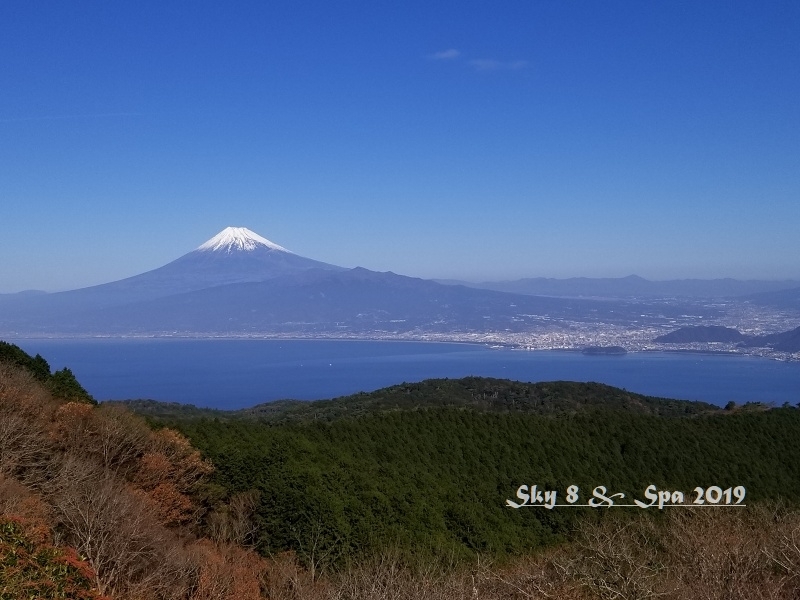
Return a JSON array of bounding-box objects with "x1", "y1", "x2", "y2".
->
[{"x1": 197, "y1": 227, "x2": 291, "y2": 254}]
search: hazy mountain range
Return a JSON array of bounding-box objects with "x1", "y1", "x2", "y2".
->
[
  {"x1": 655, "y1": 325, "x2": 800, "y2": 353},
  {"x1": 1, "y1": 226, "x2": 799, "y2": 337},
  {"x1": 436, "y1": 275, "x2": 800, "y2": 298}
]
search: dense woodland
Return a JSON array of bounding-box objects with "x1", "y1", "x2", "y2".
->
[
  {"x1": 153, "y1": 384, "x2": 800, "y2": 569},
  {"x1": 2, "y1": 340, "x2": 800, "y2": 599}
]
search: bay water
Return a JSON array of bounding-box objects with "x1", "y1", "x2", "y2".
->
[{"x1": 12, "y1": 339, "x2": 800, "y2": 410}]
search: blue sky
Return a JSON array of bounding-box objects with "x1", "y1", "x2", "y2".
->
[{"x1": 2, "y1": 1, "x2": 799, "y2": 292}]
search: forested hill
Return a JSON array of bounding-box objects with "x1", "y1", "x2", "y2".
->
[
  {"x1": 0, "y1": 340, "x2": 94, "y2": 404},
  {"x1": 160, "y1": 398, "x2": 800, "y2": 569},
  {"x1": 122, "y1": 377, "x2": 720, "y2": 423},
  {"x1": 130, "y1": 377, "x2": 800, "y2": 570}
]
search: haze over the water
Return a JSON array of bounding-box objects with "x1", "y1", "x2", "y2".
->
[{"x1": 1, "y1": 1, "x2": 799, "y2": 292}]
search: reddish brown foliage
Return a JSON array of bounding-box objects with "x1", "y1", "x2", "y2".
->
[
  {"x1": 0, "y1": 516, "x2": 109, "y2": 600},
  {"x1": 188, "y1": 539, "x2": 271, "y2": 600},
  {"x1": 147, "y1": 480, "x2": 196, "y2": 527},
  {"x1": 132, "y1": 429, "x2": 213, "y2": 527},
  {"x1": 0, "y1": 474, "x2": 52, "y2": 543},
  {"x1": 0, "y1": 364, "x2": 56, "y2": 480}
]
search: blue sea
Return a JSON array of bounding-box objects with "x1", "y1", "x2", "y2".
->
[{"x1": 12, "y1": 339, "x2": 800, "y2": 410}]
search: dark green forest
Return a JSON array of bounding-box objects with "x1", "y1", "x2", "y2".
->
[
  {"x1": 138, "y1": 378, "x2": 800, "y2": 571},
  {"x1": 0, "y1": 341, "x2": 94, "y2": 404}
]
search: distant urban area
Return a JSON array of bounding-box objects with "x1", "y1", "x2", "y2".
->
[{"x1": 151, "y1": 298, "x2": 798, "y2": 361}]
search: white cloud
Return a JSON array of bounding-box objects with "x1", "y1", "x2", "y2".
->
[
  {"x1": 468, "y1": 59, "x2": 528, "y2": 72},
  {"x1": 427, "y1": 50, "x2": 528, "y2": 73},
  {"x1": 429, "y1": 48, "x2": 461, "y2": 60}
]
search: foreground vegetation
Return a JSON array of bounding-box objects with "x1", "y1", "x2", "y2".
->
[
  {"x1": 144, "y1": 379, "x2": 800, "y2": 570},
  {"x1": 0, "y1": 340, "x2": 94, "y2": 404},
  {"x1": 1, "y1": 341, "x2": 800, "y2": 598}
]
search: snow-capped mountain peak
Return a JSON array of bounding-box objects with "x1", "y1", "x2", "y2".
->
[{"x1": 197, "y1": 227, "x2": 291, "y2": 254}]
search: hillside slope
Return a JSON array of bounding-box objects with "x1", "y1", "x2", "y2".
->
[
  {"x1": 4, "y1": 342, "x2": 800, "y2": 598},
  {"x1": 0, "y1": 343, "x2": 271, "y2": 599},
  {"x1": 136, "y1": 377, "x2": 800, "y2": 568}
]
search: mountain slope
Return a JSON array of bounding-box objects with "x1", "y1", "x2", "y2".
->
[
  {"x1": 122, "y1": 377, "x2": 719, "y2": 423},
  {"x1": 744, "y1": 326, "x2": 800, "y2": 353},
  {"x1": 653, "y1": 326, "x2": 746, "y2": 343},
  {"x1": 14, "y1": 266, "x2": 676, "y2": 334},
  {"x1": 0, "y1": 227, "x2": 345, "y2": 332},
  {"x1": 153, "y1": 381, "x2": 800, "y2": 566},
  {"x1": 44, "y1": 227, "x2": 340, "y2": 302}
]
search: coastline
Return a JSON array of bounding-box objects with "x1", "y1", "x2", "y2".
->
[{"x1": 4, "y1": 330, "x2": 798, "y2": 362}]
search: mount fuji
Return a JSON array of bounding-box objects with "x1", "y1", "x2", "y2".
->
[
  {"x1": 0, "y1": 226, "x2": 627, "y2": 336},
  {"x1": 92, "y1": 226, "x2": 344, "y2": 299},
  {"x1": 0, "y1": 227, "x2": 338, "y2": 330},
  {"x1": 2, "y1": 227, "x2": 341, "y2": 309},
  {"x1": 75, "y1": 226, "x2": 343, "y2": 302}
]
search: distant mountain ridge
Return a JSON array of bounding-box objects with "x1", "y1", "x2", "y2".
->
[
  {"x1": 654, "y1": 325, "x2": 800, "y2": 353},
  {"x1": 438, "y1": 274, "x2": 800, "y2": 298},
  {"x1": 746, "y1": 326, "x2": 800, "y2": 353},
  {"x1": 3, "y1": 265, "x2": 622, "y2": 335},
  {"x1": 120, "y1": 377, "x2": 720, "y2": 423},
  {"x1": 654, "y1": 326, "x2": 746, "y2": 343}
]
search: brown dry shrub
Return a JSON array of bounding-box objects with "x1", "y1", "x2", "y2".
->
[
  {"x1": 560, "y1": 515, "x2": 671, "y2": 600},
  {"x1": 664, "y1": 505, "x2": 794, "y2": 599},
  {"x1": 48, "y1": 454, "x2": 174, "y2": 597},
  {"x1": 474, "y1": 549, "x2": 586, "y2": 600},
  {"x1": 0, "y1": 473, "x2": 52, "y2": 544},
  {"x1": 319, "y1": 507, "x2": 800, "y2": 600},
  {"x1": 49, "y1": 401, "x2": 95, "y2": 463},
  {"x1": 50, "y1": 401, "x2": 152, "y2": 476},
  {"x1": 134, "y1": 450, "x2": 194, "y2": 525},
  {"x1": 326, "y1": 549, "x2": 586, "y2": 600},
  {"x1": 766, "y1": 508, "x2": 800, "y2": 587},
  {"x1": 149, "y1": 480, "x2": 197, "y2": 527},
  {"x1": 187, "y1": 539, "x2": 273, "y2": 600},
  {"x1": 93, "y1": 403, "x2": 153, "y2": 473},
  {"x1": 261, "y1": 551, "x2": 324, "y2": 600},
  {"x1": 133, "y1": 429, "x2": 213, "y2": 528},
  {"x1": 0, "y1": 363, "x2": 56, "y2": 480},
  {"x1": 207, "y1": 489, "x2": 261, "y2": 547},
  {"x1": 329, "y1": 551, "x2": 464, "y2": 600},
  {"x1": 3, "y1": 365, "x2": 283, "y2": 599},
  {"x1": 150, "y1": 427, "x2": 215, "y2": 489}
]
